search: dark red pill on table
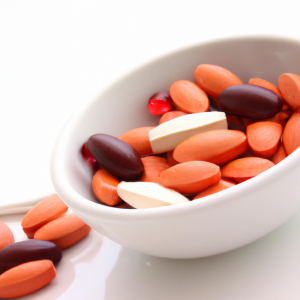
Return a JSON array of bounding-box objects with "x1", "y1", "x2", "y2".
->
[
  {"x1": 87, "y1": 134, "x2": 144, "y2": 181},
  {"x1": 0, "y1": 240, "x2": 62, "y2": 274},
  {"x1": 148, "y1": 92, "x2": 173, "y2": 115},
  {"x1": 219, "y1": 84, "x2": 282, "y2": 119}
]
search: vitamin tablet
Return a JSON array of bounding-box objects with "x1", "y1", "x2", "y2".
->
[
  {"x1": 0, "y1": 260, "x2": 56, "y2": 299},
  {"x1": 282, "y1": 111, "x2": 300, "y2": 155},
  {"x1": 21, "y1": 195, "x2": 68, "y2": 239},
  {"x1": 166, "y1": 150, "x2": 179, "y2": 166},
  {"x1": 271, "y1": 141, "x2": 287, "y2": 165},
  {"x1": 220, "y1": 84, "x2": 282, "y2": 119},
  {"x1": 247, "y1": 121, "x2": 283, "y2": 158},
  {"x1": 149, "y1": 112, "x2": 227, "y2": 154},
  {"x1": 118, "y1": 127, "x2": 155, "y2": 156},
  {"x1": 159, "y1": 161, "x2": 221, "y2": 194},
  {"x1": 278, "y1": 73, "x2": 300, "y2": 111},
  {"x1": 117, "y1": 181, "x2": 189, "y2": 209},
  {"x1": 248, "y1": 78, "x2": 283, "y2": 101},
  {"x1": 92, "y1": 169, "x2": 122, "y2": 206},
  {"x1": 87, "y1": 134, "x2": 144, "y2": 181},
  {"x1": 159, "y1": 111, "x2": 187, "y2": 125},
  {"x1": 194, "y1": 64, "x2": 243, "y2": 100},
  {"x1": 193, "y1": 180, "x2": 236, "y2": 200},
  {"x1": 0, "y1": 221, "x2": 14, "y2": 251},
  {"x1": 173, "y1": 129, "x2": 248, "y2": 165},
  {"x1": 140, "y1": 156, "x2": 171, "y2": 183},
  {"x1": 222, "y1": 157, "x2": 274, "y2": 182},
  {"x1": 34, "y1": 213, "x2": 91, "y2": 249},
  {"x1": 169, "y1": 80, "x2": 209, "y2": 113},
  {"x1": 0, "y1": 240, "x2": 62, "y2": 275}
]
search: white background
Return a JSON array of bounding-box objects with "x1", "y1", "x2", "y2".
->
[{"x1": 1, "y1": 1, "x2": 300, "y2": 299}]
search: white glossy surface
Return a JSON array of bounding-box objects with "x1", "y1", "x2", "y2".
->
[
  {"x1": 117, "y1": 182, "x2": 188, "y2": 209},
  {"x1": 3, "y1": 211, "x2": 300, "y2": 300},
  {"x1": 149, "y1": 112, "x2": 227, "y2": 153},
  {"x1": 51, "y1": 37, "x2": 300, "y2": 258}
]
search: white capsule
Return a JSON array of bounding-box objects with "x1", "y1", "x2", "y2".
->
[
  {"x1": 117, "y1": 181, "x2": 189, "y2": 209},
  {"x1": 149, "y1": 112, "x2": 227, "y2": 153}
]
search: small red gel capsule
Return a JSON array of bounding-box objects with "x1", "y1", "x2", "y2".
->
[
  {"x1": 148, "y1": 92, "x2": 173, "y2": 115},
  {"x1": 81, "y1": 142, "x2": 99, "y2": 172}
]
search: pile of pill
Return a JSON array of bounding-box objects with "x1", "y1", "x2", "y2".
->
[
  {"x1": 81, "y1": 64, "x2": 300, "y2": 209},
  {"x1": 0, "y1": 195, "x2": 90, "y2": 298}
]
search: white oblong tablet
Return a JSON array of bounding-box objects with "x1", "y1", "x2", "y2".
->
[
  {"x1": 148, "y1": 112, "x2": 227, "y2": 153},
  {"x1": 117, "y1": 181, "x2": 189, "y2": 209}
]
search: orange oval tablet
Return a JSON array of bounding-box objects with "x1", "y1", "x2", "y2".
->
[
  {"x1": 193, "y1": 180, "x2": 235, "y2": 200},
  {"x1": 249, "y1": 78, "x2": 283, "y2": 101},
  {"x1": 159, "y1": 111, "x2": 187, "y2": 125},
  {"x1": 169, "y1": 80, "x2": 209, "y2": 113},
  {"x1": 222, "y1": 157, "x2": 274, "y2": 181},
  {"x1": 247, "y1": 121, "x2": 283, "y2": 158},
  {"x1": 271, "y1": 141, "x2": 287, "y2": 164},
  {"x1": 0, "y1": 260, "x2": 56, "y2": 299},
  {"x1": 167, "y1": 150, "x2": 179, "y2": 167},
  {"x1": 92, "y1": 169, "x2": 122, "y2": 206},
  {"x1": 278, "y1": 73, "x2": 300, "y2": 111},
  {"x1": 140, "y1": 156, "x2": 171, "y2": 183},
  {"x1": 173, "y1": 130, "x2": 248, "y2": 166},
  {"x1": 159, "y1": 161, "x2": 221, "y2": 194},
  {"x1": 21, "y1": 195, "x2": 68, "y2": 239},
  {"x1": 282, "y1": 111, "x2": 300, "y2": 155},
  {"x1": 34, "y1": 214, "x2": 91, "y2": 249},
  {"x1": 194, "y1": 64, "x2": 243, "y2": 101},
  {"x1": 118, "y1": 126, "x2": 155, "y2": 156},
  {"x1": 0, "y1": 221, "x2": 14, "y2": 251}
]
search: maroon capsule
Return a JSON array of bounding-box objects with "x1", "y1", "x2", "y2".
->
[
  {"x1": 219, "y1": 84, "x2": 282, "y2": 119},
  {"x1": 87, "y1": 134, "x2": 144, "y2": 181},
  {"x1": 0, "y1": 240, "x2": 62, "y2": 274}
]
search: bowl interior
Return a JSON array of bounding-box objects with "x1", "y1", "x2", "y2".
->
[{"x1": 54, "y1": 36, "x2": 300, "y2": 207}]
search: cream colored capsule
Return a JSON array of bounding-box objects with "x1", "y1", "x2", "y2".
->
[
  {"x1": 117, "y1": 182, "x2": 189, "y2": 209},
  {"x1": 149, "y1": 112, "x2": 227, "y2": 153}
]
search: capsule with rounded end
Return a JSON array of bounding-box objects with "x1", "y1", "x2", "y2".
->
[
  {"x1": 0, "y1": 260, "x2": 56, "y2": 299},
  {"x1": 0, "y1": 240, "x2": 62, "y2": 274},
  {"x1": 88, "y1": 134, "x2": 144, "y2": 181},
  {"x1": 34, "y1": 214, "x2": 91, "y2": 249},
  {"x1": 220, "y1": 84, "x2": 282, "y2": 119}
]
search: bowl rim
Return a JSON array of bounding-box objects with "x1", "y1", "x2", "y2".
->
[{"x1": 51, "y1": 35, "x2": 300, "y2": 222}]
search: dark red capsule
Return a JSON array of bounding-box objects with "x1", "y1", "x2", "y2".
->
[
  {"x1": 87, "y1": 134, "x2": 144, "y2": 181},
  {"x1": 0, "y1": 240, "x2": 62, "y2": 274},
  {"x1": 228, "y1": 122, "x2": 246, "y2": 133},
  {"x1": 148, "y1": 92, "x2": 173, "y2": 115},
  {"x1": 220, "y1": 84, "x2": 282, "y2": 119}
]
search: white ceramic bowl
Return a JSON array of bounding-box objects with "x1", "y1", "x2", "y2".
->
[{"x1": 51, "y1": 36, "x2": 300, "y2": 259}]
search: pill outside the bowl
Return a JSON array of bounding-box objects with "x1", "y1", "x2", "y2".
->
[
  {"x1": 149, "y1": 112, "x2": 227, "y2": 154},
  {"x1": 0, "y1": 222, "x2": 14, "y2": 251},
  {"x1": 193, "y1": 180, "x2": 236, "y2": 200},
  {"x1": 117, "y1": 181, "x2": 189, "y2": 209},
  {"x1": 173, "y1": 129, "x2": 248, "y2": 166},
  {"x1": 92, "y1": 169, "x2": 122, "y2": 206},
  {"x1": 247, "y1": 121, "x2": 283, "y2": 158},
  {"x1": 0, "y1": 240, "x2": 62, "y2": 275},
  {"x1": 0, "y1": 260, "x2": 56, "y2": 299},
  {"x1": 194, "y1": 64, "x2": 243, "y2": 101},
  {"x1": 34, "y1": 213, "x2": 91, "y2": 249},
  {"x1": 21, "y1": 195, "x2": 68, "y2": 239},
  {"x1": 87, "y1": 134, "x2": 144, "y2": 181},
  {"x1": 222, "y1": 157, "x2": 274, "y2": 181},
  {"x1": 159, "y1": 161, "x2": 221, "y2": 194},
  {"x1": 282, "y1": 111, "x2": 300, "y2": 155},
  {"x1": 159, "y1": 111, "x2": 187, "y2": 125},
  {"x1": 118, "y1": 127, "x2": 155, "y2": 157},
  {"x1": 140, "y1": 156, "x2": 171, "y2": 183},
  {"x1": 278, "y1": 73, "x2": 300, "y2": 111},
  {"x1": 219, "y1": 84, "x2": 282, "y2": 119},
  {"x1": 169, "y1": 80, "x2": 209, "y2": 113},
  {"x1": 248, "y1": 78, "x2": 283, "y2": 101}
]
